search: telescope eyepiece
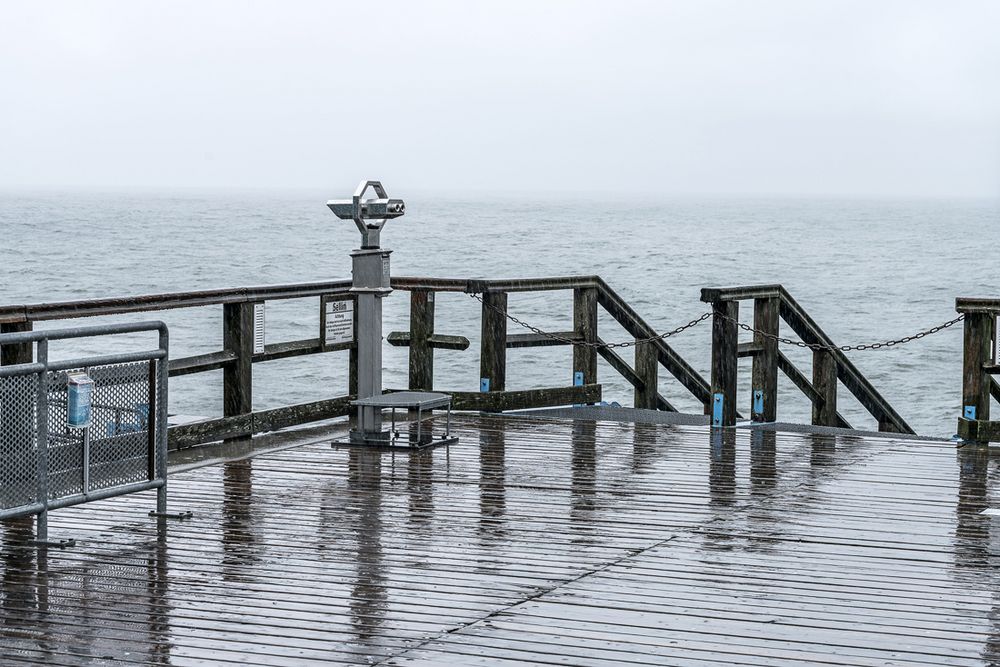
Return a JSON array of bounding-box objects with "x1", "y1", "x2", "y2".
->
[{"x1": 327, "y1": 181, "x2": 405, "y2": 248}]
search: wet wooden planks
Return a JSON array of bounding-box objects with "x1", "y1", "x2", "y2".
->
[{"x1": 1, "y1": 414, "x2": 999, "y2": 666}]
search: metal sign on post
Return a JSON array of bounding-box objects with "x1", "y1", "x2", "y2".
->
[
  {"x1": 253, "y1": 303, "x2": 266, "y2": 355},
  {"x1": 321, "y1": 295, "x2": 356, "y2": 348}
]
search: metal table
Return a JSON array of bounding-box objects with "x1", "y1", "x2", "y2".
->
[{"x1": 349, "y1": 391, "x2": 457, "y2": 448}]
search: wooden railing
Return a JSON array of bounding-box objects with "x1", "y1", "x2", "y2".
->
[
  {"x1": 0, "y1": 275, "x2": 714, "y2": 450},
  {"x1": 1, "y1": 276, "x2": 920, "y2": 449},
  {"x1": 700, "y1": 285, "x2": 913, "y2": 434},
  {"x1": 389, "y1": 276, "x2": 712, "y2": 411},
  {"x1": 956, "y1": 298, "x2": 1000, "y2": 443}
]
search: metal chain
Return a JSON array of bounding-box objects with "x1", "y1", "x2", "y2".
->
[
  {"x1": 468, "y1": 293, "x2": 710, "y2": 349},
  {"x1": 718, "y1": 311, "x2": 965, "y2": 352},
  {"x1": 468, "y1": 292, "x2": 964, "y2": 352}
]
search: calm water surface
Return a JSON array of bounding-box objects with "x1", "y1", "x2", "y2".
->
[{"x1": 1, "y1": 190, "x2": 997, "y2": 436}]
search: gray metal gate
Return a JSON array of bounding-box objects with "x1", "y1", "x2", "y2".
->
[{"x1": 0, "y1": 321, "x2": 170, "y2": 545}]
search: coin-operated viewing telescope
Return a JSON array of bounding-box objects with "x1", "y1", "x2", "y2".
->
[
  {"x1": 327, "y1": 180, "x2": 401, "y2": 444},
  {"x1": 327, "y1": 180, "x2": 405, "y2": 249},
  {"x1": 328, "y1": 180, "x2": 458, "y2": 449}
]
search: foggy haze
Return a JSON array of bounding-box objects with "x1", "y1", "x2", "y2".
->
[{"x1": 1, "y1": 1, "x2": 998, "y2": 197}]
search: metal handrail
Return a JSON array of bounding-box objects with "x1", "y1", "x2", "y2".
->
[{"x1": 0, "y1": 320, "x2": 171, "y2": 543}]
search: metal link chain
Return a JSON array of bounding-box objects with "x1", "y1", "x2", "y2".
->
[
  {"x1": 469, "y1": 293, "x2": 711, "y2": 349},
  {"x1": 468, "y1": 292, "x2": 964, "y2": 352},
  {"x1": 718, "y1": 311, "x2": 965, "y2": 352}
]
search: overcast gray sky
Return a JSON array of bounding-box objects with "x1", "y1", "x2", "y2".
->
[{"x1": 1, "y1": 1, "x2": 997, "y2": 197}]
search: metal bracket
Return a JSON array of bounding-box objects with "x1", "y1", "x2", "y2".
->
[
  {"x1": 752, "y1": 389, "x2": 764, "y2": 417},
  {"x1": 712, "y1": 393, "x2": 724, "y2": 427},
  {"x1": 480, "y1": 378, "x2": 490, "y2": 392},
  {"x1": 964, "y1": 405, "x2": 977, "y2": 420}
]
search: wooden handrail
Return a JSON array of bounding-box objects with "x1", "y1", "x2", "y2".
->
[
  {"x1": 0, "y1": 275, "x2": 601, "y2": 324},
  {"x1": 700, "y1": 285, "x2": 784, "y2": 303},
  {"x1": 390, "y1": 275, "x2": 601, "y2": 293},
  {"x1": 0, "y1": 279, "x2": 355, "y2": 324},
  {"x1": 956, "y1": 298, "x2": 1000, "y2": 314}
]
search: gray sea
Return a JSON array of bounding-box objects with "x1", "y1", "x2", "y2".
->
[{"x1": 1, "y1": 190, "x2": 997, "y2": 437}]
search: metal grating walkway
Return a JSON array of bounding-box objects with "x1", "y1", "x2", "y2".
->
[{"x1": 1, "y1": 414, "x2": 998, "y2": 666}]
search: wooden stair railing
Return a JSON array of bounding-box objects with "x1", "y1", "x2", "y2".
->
[{"x1": 700, "y1": 285, "x2": 913, "y2": 433}]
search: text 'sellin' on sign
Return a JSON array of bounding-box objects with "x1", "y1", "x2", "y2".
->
[{"x1": 324, "y1": 298, "x2": 355, "y2": 346}]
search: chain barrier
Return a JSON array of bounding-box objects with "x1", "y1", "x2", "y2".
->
[
  {"x1": 467, "y1": 292, "x2": 964, "y2": 352},
  {"x1": 718, "y1": 312, "x2": 964, "y2": 352},
  {"x1": 468, "y1": 293, "x2": 710, "y2": 349}
]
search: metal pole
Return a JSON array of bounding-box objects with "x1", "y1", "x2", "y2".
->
[
  {"x1": 349, "y1": 249, "x2": 392, "y2": 443},
  {"x1": 35, "y1": 339, "x2": 49, "y2": 543},
  {"x1": 156, "y1": 326, "x2": 169, "y2": 514},
  {"x1": 82, "y1": 368, "x2": 91, "y2": 495}
]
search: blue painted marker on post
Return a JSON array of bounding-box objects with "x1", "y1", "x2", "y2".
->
[
  {"x1": 573, "y1": 371, "x2": 584, "y2": 407},
  {"x1": 712, "y1": 393, "x2": 724, "y2": 427}
]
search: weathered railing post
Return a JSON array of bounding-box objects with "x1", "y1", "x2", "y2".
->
[
  {"x1": 960, "y1": 308, "x2": 995, "y2": 430},
  {"x1": 573, "y1": 287, "x2": 598, "y2": 385},
  {"x1": 709, "y1": 300, "x2": 739, "y2": 427},
  {"x1": 480, "y1": 291, "x2": 507, "y2": 392},
  {"x1": 0, "y1": 321, "x2": 33, "y2": 366},
  {"x1": 634, "y1": 340, "x2": 658, "y2": 410},
  {"x1": 408, "y1": 289, "x2": 435, "y2": 391},
  {"x1": 812, "y1": 349, "x2": 838, "y2": 427},
  {"x1": 751, "y1": 297, "x2": 778, "y2": 422},
  {"x1": 223, "y1": 302, "x2": 254, "y2": 425}
]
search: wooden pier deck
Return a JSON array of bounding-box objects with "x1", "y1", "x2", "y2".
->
[{"x1": 1, "y1": 413, "x2": 998, "y2": 666}]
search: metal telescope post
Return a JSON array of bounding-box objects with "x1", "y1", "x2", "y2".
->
[{"x1": 327, "y1": 181, "x2": 405, "y2": 445}]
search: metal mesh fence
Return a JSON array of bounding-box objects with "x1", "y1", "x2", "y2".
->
[
  {"x1": 3, "y1": 361, "x2": 157, "y2": 511},
  {"x1": 0, "y1": 374, "x2": 39, "y2": 511},
  {"x1": 87, "y1": 361, "x2": 153, "y2": 492},
  {"x1": 46, "y1": 371, "x2": 84, "y2": 499},
  {"x1": 0, "y1": 322, "x2": 167, "y2": 525}
]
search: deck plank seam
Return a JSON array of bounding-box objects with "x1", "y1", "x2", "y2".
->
[{"x1": 373, "y1": 532, "x2": 681, "y2": 666}]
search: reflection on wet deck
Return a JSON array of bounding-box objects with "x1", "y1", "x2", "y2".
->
[{"x1": 2, "y1": 414, "x2": 1000, "y2": 666}]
